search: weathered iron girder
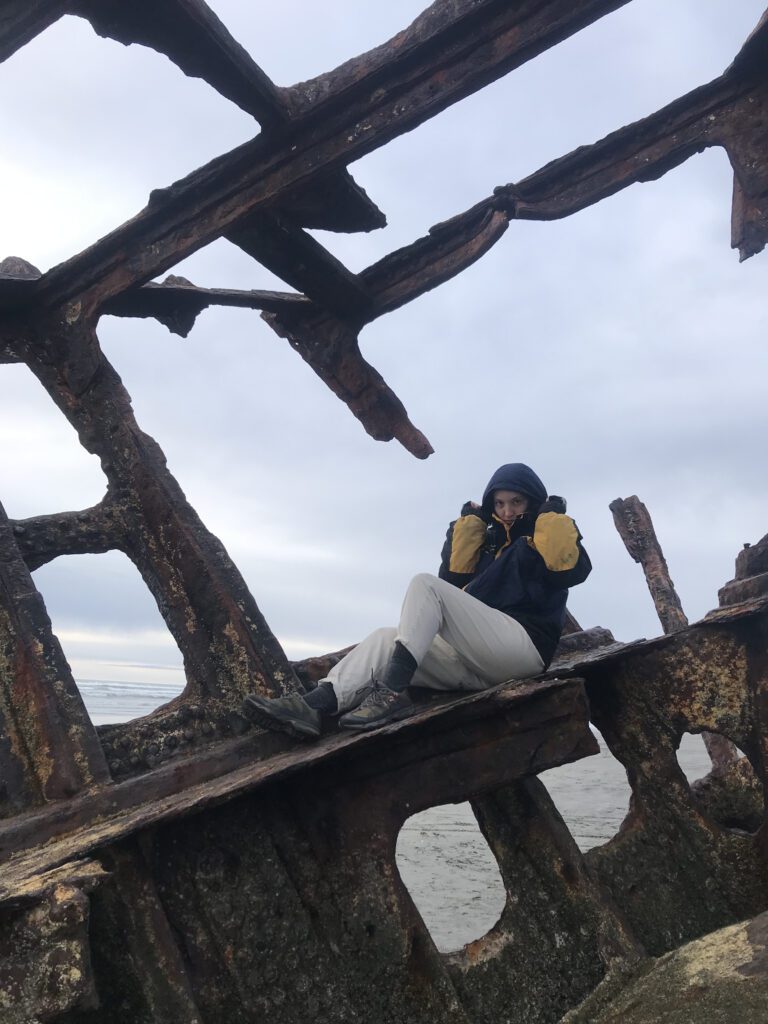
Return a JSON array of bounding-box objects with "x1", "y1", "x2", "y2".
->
[
  {"x1": 0, "y1": 675, "x2": 595, "y2": 889},
  {"x1": 11, "y1": 0, "x2": 633, "y2": 317},
  {"x1": 0, "y1": 502, "x2": 109, "y2": 812},
  {"x1": 1, "y1": 261, "x2": 308, "y2": 342},
  {"x1": 22, "y1": 320, "x2": 298, "y2": 706},
  {"x1": 6, "y1": 7, "x2": 767, "y2": 457},
  {"x1": 1, "y1": 595, "x2": 766, "y2": 1022},
  {"x1": 1, "y1": 3, "x2": 768, "y2": 1021}
]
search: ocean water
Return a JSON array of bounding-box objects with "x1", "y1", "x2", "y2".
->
[{"x1": 78, "y1": 680, "x2": 713, "y2": 954}]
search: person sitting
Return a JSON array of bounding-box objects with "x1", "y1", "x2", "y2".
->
[{"x1": 243, "y1": 463, "x2": 591, "y2": 739}]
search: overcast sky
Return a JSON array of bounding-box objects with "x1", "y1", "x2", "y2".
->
[{"x1": 1, "y1": 0, "x2": 767, "y2": 697}]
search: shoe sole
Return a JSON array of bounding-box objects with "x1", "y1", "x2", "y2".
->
[
  {"x1": 242, "y1": 696, "x2": 320, "y2": 741},
  {"x1": 339, "y1": 703, "x2": 417, "y2": 732}
]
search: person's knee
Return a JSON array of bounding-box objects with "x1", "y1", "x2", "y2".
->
[
  {"x1": 369, "y1": 626, "x2": 397, "y2": 646},
  {"x1": 408, "y1": 572, "x2": 439, "y2": 593}
]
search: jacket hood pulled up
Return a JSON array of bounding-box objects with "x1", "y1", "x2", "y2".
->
[{"x1": 481, "y1": 463, "x2": 547, "y2": 518}]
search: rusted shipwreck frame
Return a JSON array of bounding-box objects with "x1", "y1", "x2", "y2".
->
[{"x1": 1, "y1": 1, "x2": 768, "y2": 1021}]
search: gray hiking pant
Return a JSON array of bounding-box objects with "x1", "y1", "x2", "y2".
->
[{"x1": 324, "y1": 573, "x2": 544, "y2": 714}]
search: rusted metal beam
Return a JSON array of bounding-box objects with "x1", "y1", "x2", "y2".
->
[
  {"x1": 359, "y1": 200, "x2": 509, "y2": 320},
  {"x1": 0, "y1": 501, "x2": 110, "y2": 811},
  {"x1": 84, "y1": 841, "x2": 206, "y2": 1023},
  {"x1": 103, "y1": 275, "x2": 310, "y2": 337},
  {"x1": 1, "y1": 261, "x2": 310, "y2": 333},
  {"x1": 729, "y1": 9, "x2": 768, "y2": 78},
  {"x1": 71, "y1": 0, "x2": 386, "y2": 235},
  {"x1": 583, "y1": 617, "x2": 768, "y2": 956},
  {"x1": 0, "y1": 858, "x2": 107, "y2": 910},
  {"x1": 23, "y1": 317, "x2": 298, "y2": 706},
  {"x1": 23, "y1": 0, "x2": 632, "y2": 315},
  {"x1": 496, "y1": 76, "x2": 740, "y2": 221},
  {"x1": 252, "y1": 45, "x2": 768, "y2": 447},
  {"x1": 263, "y1": 311, "x2": 434, "y2": 458},
  {"x1": 0, "y1": 0, "x2": 70, "y2": 63},
  {"x1": 0, "y1": 335, "x2": 21, "y2": 363},
  {"x1": 9, "y1": 498, "x2": 124, "y2": 571},
  {"x1": 493, "y1": 35, "x2": 768, "y2": 260},
  {"x1": 609, "y1": 496, "x2": 688, "y2": 634},
  {"x1": 0, "y1": 676, "x2": 593, "y2": 884},
  {"x1": 460, "y1": 778, "x2": 643, "y2": 1018},
  {"x1": 260, "y1": 201, "x2": 508, "y2": 454},
  {"x1": 73, "y1": 0, "x2": 289, "y2": 127},
  {"x1": 226, "y1": 212, "x2": 374, "y2": 318},
  {"x1": 279, "y1": 168, "x2": 386, "y2": 234},
  {"x1": 283, "y1": 0, "x2": 632, "y2": 118},
  {"x1": 0, "y1": 257, "x2": 42, "y2": 325},
  {"x1": 0, "y1": 873, "x2": 101, "y2": 1020},
  {"x1": 610, "y1": 495, "x2": 739, "y2": 772},
  {"x1": 719, "y1": 532, "x2": 768, "y2": 608}
]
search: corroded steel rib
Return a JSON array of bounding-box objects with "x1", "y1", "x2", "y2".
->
[
  {"x1": 0, "y1": 332, "x2": 20, "y2": 363},
  {"x1": 22, "y1": 318, "x2": 298, "y2": 705},
  {"x1": 359, "y1": 201, "x2": 509, "y2": 319},
  {"x1": 23, "y1": 0, "x2": 632, "y2": 314},
  {"x1": 74, "y1": 0, "x2": 290, "y2": 127},
  {"x1": 494, "y1": 34, "x2": 768, "y2": 259},
  {"x1": 0, "y1": 502, "x2": 109, "y2": 811},
  {"x1": 261, "y1": 203, "x2": 509, "y2": 454},
  {"x1": 0, "y1": 676, "x2": 594, "y2": 883},
  {"x1": 1, "y1": 264, "x2": 309, "y2": 332},
  {"x1": 9, "y1": 499, "x2": 124, "y2": 571},
  {"x1": 279, "y1": 168, "x2": 386, "y2": 233},
  {"x1": 72, "y1": 0, "x2": 389, "y2": 317},
  {"x1": 255, "y1": 18, "x2": 768, "y2": 447},
  {"x1": 609, "y1": 496, "x2": 688, "y2": 635},
  {"x1": 283, "y1": 0, "x2": 632, "y2": 119},
  {"x1": 226, "y1": 212, "x2": 374, "y2": 318},
  {"x1": 0, "y1": 0, "x2": 70, "y2": 62},
  {"x1": 610, "y1": 495, "x2": 740, "y2": 773},
  {"x1": 498, "y1": 75, "x2": 754, "y2": 217},
  {"x1": 70, "y1": 0, "x2": 387, "y2": 235},
  {"x1": 263, "y1": 306, "x2": 435, "y2": 458},
  {"x1": 103, "y1": 277, "x2": 309, "y2": 337}
]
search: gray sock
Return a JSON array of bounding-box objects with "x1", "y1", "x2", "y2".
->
[
  {"x1": 303, "y1": 681, "x2": 338, "y2": 714},
  {"x1": 382, "y1": 642, "x2": 417, "y2": 692}
]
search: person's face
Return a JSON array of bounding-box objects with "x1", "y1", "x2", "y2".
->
[{"x1": 493, "y1": 490, "x2": 529, "y2": 525}]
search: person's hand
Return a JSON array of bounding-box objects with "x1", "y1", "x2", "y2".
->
[
  {"x1": 538, "y1": 495, "x2": 567, "y2": 515},
  {"x1": 461, "y1": 500, "x2": 489, "y2": 521}
]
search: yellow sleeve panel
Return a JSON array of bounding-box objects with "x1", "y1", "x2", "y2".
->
[
  {"x1": 449, "y1": 515, "x2": 487, "y2": 574},
  {"x1": 531, "y1": 512, "x2": 580, "y2": 571}
]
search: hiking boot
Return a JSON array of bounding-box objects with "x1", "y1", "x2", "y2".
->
[
  {"x1": 338, "y1": 679, "x2": 415, "y2": 732},
  {"x1": 242, "y1": 692, "x2": 322, "y2": 740}
]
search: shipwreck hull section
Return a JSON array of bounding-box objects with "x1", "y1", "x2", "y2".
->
[
  {"x1": 1, "y1": 597, "x2": 767, "y2": 1024},
  {"x1": 1, "y1": 2, "x2": 768, "y2": 1021}
]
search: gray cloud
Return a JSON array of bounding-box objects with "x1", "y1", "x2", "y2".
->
[{"x1": 2, "y1": 1, "x2": 767, "y2": 675}]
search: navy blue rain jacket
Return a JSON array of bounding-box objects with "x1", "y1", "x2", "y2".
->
[{"x1": 438, "y1": 464, "x2": 591, "y2": 666}]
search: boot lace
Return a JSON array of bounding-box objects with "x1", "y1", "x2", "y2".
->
[{"x1": 359, "y1": 673, "x2": 396, "y2": 709}]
